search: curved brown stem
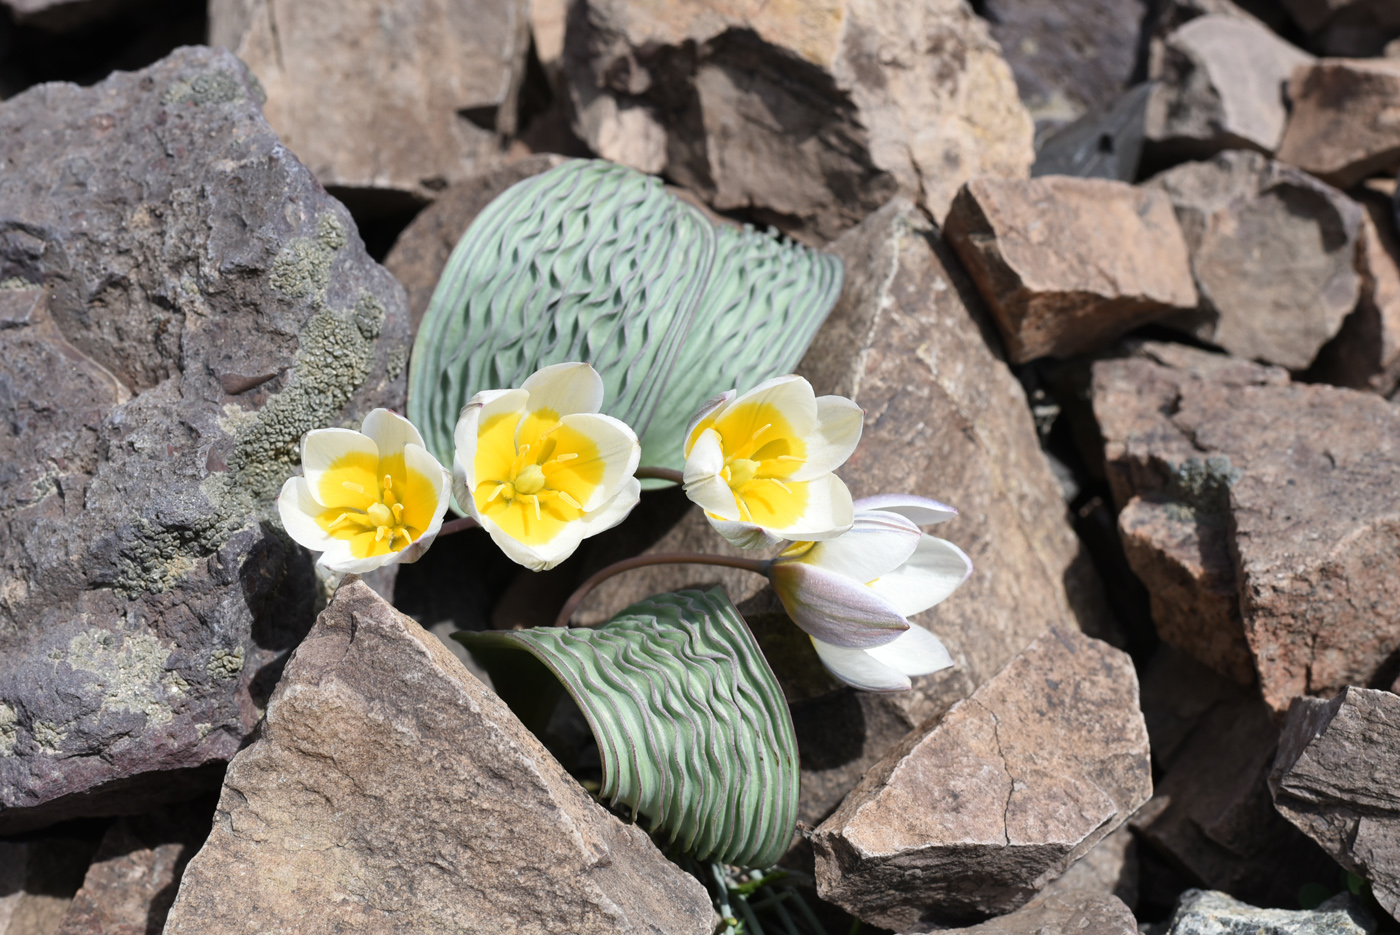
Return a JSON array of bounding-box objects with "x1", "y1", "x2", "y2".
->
[
  {"x1": 554, "y1": 552, "x2": 770, "y2": 628},
  {"x1": 635, "y1": 466, "x2": 685, "y2": 485},
  {"x1": 437, "y1": 516, "x2": 480, "y2": 537}
]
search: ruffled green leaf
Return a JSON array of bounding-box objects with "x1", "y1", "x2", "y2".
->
[
  {"x1": 407, "y1": 159, "x2": 842, "y2": 483},
  {"x1": 459, "y1": 588, "x2": 800, "y2": 868}
]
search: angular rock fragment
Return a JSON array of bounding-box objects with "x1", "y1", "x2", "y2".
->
[
  {"x1": 812, "y1": 627, "x2": 1151, "y2": 930},
  {"x1": 1149, "y1": 150, "x2": 1363, "y2": 370},
  {"x1": 978, "y1": 0, "x2": 1147, "y2": 139},
  {"x1": 1160, "y1": 890, "x2": 1375, "y2": 935},
  {"x1": 902, "y1": 891, "x2": 1138, "y2": 935},
  {"x1": 163, "y1": 579, "x2": 714, "y2": 935},
  {"x1": 0, "y1": 48, "x2": 410, "y2": 832},
  {"x1": 55, "y1": 799, "x2": 213, "y2": 935},
  {"x1": 1032, "y1": 83, "x2": 1153, "y2": 182},
  {"x1": 210, "y1": 0, "x2": 529, "y2": 204},
  {"x1": 383, "y1": 154, "x2": 566, "y2": 333},
  {"x1": 1038, "y1": 825, "x2": 1140, "y2": 910},
  {"x1": 560, "y1": 0, "x2": 1033, "y2": 238},
  {"x1": 1272, "y1": 688, "x2": 1400, "y2": 921},
  {"x1": 565, "y1": 199, "x2": 1110, "y2": 823},
  {"x1": 944, "y1": 176, "x2": 1198, "y2": 363},
  {"x1": 1145, "y1": 15, "x2": 1313, "y2": 159},
  {"x1": 1094, "y1": 345, "x2": 1400, "y2": 714},
  {"x1": 1277, "y1": 59, "x2": 1400, "y2": 192},
  {"x1": 0, "y1": 826, "x2": 104, "y2": 935}
]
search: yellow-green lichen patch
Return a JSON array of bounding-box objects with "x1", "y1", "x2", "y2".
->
[
  {"x1": 112, "y1": 517, "x2": 209, "y2": 596},
  {"x1": 32, "y1": 720, "x2": 67, "y2": 755},
  {"x1": 0, "y1": 703, "x2": 16, "y2": 756},
  {"x1": 164, "y1": 70, "x2": 242, "y2": 106},
  {"x1": 354, "y1": 292, "x2": 386, "y2": 339},
  {"x1": 207, "y1": 647, "x2": 245, "y2": 679},
  {"x1": 64, "y1": 629, "x2": 186, "y2": 728}
]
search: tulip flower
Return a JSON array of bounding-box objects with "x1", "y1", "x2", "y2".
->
[
  {"x1": 767, "y1": 494, "x2": 973, "y2": 692},
  {"x1": 682, "y1": 375, "x2": 863, "y2": 550},
  {"x1": 453, "y1": 362, "x2": 641, "y2": 571},
  {"x1": 277, "y1": 409, "x2": 452, "y2": 575}
]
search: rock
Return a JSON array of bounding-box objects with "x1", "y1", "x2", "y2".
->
[
  {"x1": 1038, "y1": 825, "x2": 1140, "y2": 910},
  {"x1": 1272, "y1": 688, "x2": 1400, "y2": 921},
  {"x1": 1307, "y1": 184, "x2": 1400, "y2": 395},
  {"x1": 1148, "y1": 150, "x2": 1364, "y2": 370},
  {"x1": 1094, "y1": 344, "x2": 1400, "y2": 714},
  {"x1": 978, "y1": 0, "x2": 1147, "y2": 139},
  {"x1": 1145, "y1": 15, "x2": 1313, "y2": 159},
  {"x1": 943, "y1": 175, "x2": 1198, "y2": 363},
  {"x1": 209, "y1": 0, "x2": 530, "y2": 205},
  {"x1": 162, "y1": 579, "x2": 714, "y2": 934},
  {"x1": 559, "y1": 0, "x2": 1033, "y2": 239},
  {"x1": 55, "y1": 799, "x2": 213, "y2": 935},
  {"x1": 565, "y1": 199, "x2": 1110, "y2": 823},
  {"x1": 382, "y1": 154, "x2": 567, "y2": 333},
  {"x1": 1279, "y1": 0, "x2": 1400, "y2": 36},
  {"x1": 0, "y1": 826, "x2": 104, "y2": 935},
  {"x1": 0, "y1": 47, "x2": 410, "y2": 832},
  {"x1": 812, "y1": 627, "x2": 1151, "y2": 930},
  {"x1": 902, "y1": 891, "x2": 1138, "y2": 935},
  {"x1": 1277, "y1": 59, "x2": 1400, "y2": 192},
  {"x1": 1032, "y1": 83, "x2": 1154, "y2": 183},
  {"x1": 1159, "y1": 889, "x2": 1375, "y2": 935},
  {"x1": 1117, "y1": 494, "x2": 1253, "y2": 685}
]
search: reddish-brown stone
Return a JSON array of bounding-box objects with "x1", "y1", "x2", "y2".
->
[{"x1": 1277, "y1": 59, "x2": 1400, "y2": 189}]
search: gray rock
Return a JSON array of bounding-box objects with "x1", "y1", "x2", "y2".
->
[
  {"x1": 1038, "y1": 825, "x2": 1140, "y2": 911},
  {"x1": 162, "y1": 579, "x2": 715, "y2": 935},
  {"x1": 902, "y1": 891, "x2": 1138, "y2": 935},
  {"x1": 1148, "y1": 150, "x2": 1363, "y2": 370},
  {"x1": 1272, "y1": 688, "x2": 1400, "y2": 922},
  {"x1": 812, "y1": 628, "x2": 1151, "y2": 931},
  {"x1": 559, "y1": 0, "x2": 1033, "y2": 238},
  {"x1": 210, "y1": 0, "x2": 530, "y2": 204},
  {"x1": 1032, "y1": 83, "x2": 1154, "y2": 183},
  {"x1": 1145, "y1": 15, "x2": 1313, "y2": 159},
  {"x1": 0, "y1": 47, "x2": 410, "y2": 832},
  {"x1": 1159, "y1": 890, "x2": 1375, "y2": 935}
]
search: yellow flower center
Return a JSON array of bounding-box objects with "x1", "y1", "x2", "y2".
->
[
  {"x1": 472, "y1": 407, "x2": 605, "y2": 546},
  {"x1": 691, "y1": 400, "x2": 811, "y2": 527},
  {"x1": 314, "y1": 451, "x2": 439, "y2": 560}
]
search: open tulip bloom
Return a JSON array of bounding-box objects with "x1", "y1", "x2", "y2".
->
[
  {"x1": 767, "y1": 494, "x2": 974, "y2": 692},
  {"x1": 277, "y1": 409, "x2": 452, "y2": 575},
  {"x1": 681, "y1": 375, "x2": 863, "y2": 550},
  {"x1": 453, "y1": 362, "x2": 642, "y2": 571}
]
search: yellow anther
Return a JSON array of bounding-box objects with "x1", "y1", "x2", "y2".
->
[
  {"x1": 382, "y1": 474, "x2": 393, "y2": 491},
  {"x1": 487, "y1": 483, "x2": 507, "y2": 502},
  {"x1": 342, "y1": 481, "x2": 366, "y2": 495},
  {"x1": 391, "y1": 502, "x2": 404, "y2": 522},
  {"x1": 751, "y1": 423, "x2": 772, "y2": 443},
  {"x1": 557, "y1": 490, "x2": 582, "y2": 510},
  {"x1": 530, "y1": 495, "x2": 541, "y2": 520},
  {"x1": 771, "y1": 479, "x2": 792, "y2": 494},
  {"x1": 326, "y1": 512, "x2": 351, "y2": 530},
  {"x1": 551, "y1": 452, "x2": 579, "y2": 463},
  {"x1": 375, "y1": 526, "x2": 387, "y2": 542},
  {"x1": 776, "y1": 455, "x2": 803, "y2": 462}
]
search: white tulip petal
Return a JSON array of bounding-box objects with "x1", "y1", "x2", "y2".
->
[
  {"x1": 683, "y1": 428, "x2": 740, "y2": 520},
  {"x1": 790, "y1": 395, "x2": 863, "y2": 481},
  {"x1": 683, "y1": 389, "x2": 735, "y2": 455},
  {"x1": 360, "y1": 408, "x2": 425, "y2": 457},
  {"x1": 868, "y1": 535, "x2": 974, "y2": 617},
  {"x1": 404, "y1": 443, "x2": 453, "y2": 510},
  {"x1": 557, "y1": 412, "x2": 640, "y2": 510},
  {"x1": 768, "y1": 561, "x2": 909, "y2": 648},
  {"x1": 482, "y1": 516, "x2": 584, "y2": 572},
  {"x1": 854, "y1": 493, "x2": 959, "y2": 527},
  {"x1": 453, "y1": 388, "x2": 528, "y2": 485},
  {"x1": 576, "y1": 476, "x2": 642, "y2": 539},
  {"x1": 521, "y1": 361, "x2": 605, "y2": 416},
  {"x1": 706, "y1": 516, "x2": 783, "y2": 550},
  {"x1": 277, "y1": 476, "x2": 336, "y2": 552},
  {"x1": 865, "y1": 624, "x2": 954, "y2": 676},
  {"x1": 301, "y1": 428, "x2": 380, "y2": 506},
  {"x1": 758, "y1": 473, "x2": 854, "y2": 542},
  {"x1": 315, "y1": 537, "x2": 396, "y2": 575},
  {"x1": 800, "y1": 510, "x2": 922, "y2": 583},
  {"x1": 726, "y1": 374, "x2": 819, "y2": 436},
  {"x1": 810, "y1": 637, "x2": 911, "y2": 692}
]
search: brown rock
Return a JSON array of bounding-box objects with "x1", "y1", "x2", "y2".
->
[
  {"x1": 0, "y1": 826, "x2": 103, "y2": 935},
  {"x1": 383, "y1": 155, "x2": 567, "y2": 333},
  {"x1": 209, "y1": 0, "x2": 529, "y2": 205},
  {"x1": 560, "y1": 0, "x2": 1033, "y2": 239},
  {"x1": 55, "y1": 799, "x2": 213, "y2": 935},
  {"x1": 564, "y1": 199, "x2": 1110, "y2": 823},
  {"x1": 1094, "y1": 346, "x2": 1400, "y2": 714},
  {"x1": 812, "y1": 628, "x2": 1151, "y2": 930},
  {"x1": 1148, "y1": 151, "x2": 1363, "y2": 370},
  {"x1": 902, "y1": 891, "x2": 1138, "y2": 935},
  {"x1": 1145, "y1": 15, "x2": 1313, "y2": 159},
  {"x1": 1308, "y1": 184, "x2": 1400, "y2": 395},
  {"x1": 1278, "y1": 60, "x2": 1400, "y2": 194},
  {"x1": 1118, "y1": 495, "x2": 1253, "y2": 685},
  {"x1": 944, "y1": 176, "x2": 1198, "y2": 363},
  {"x1": 162, "y1": 579, "x2": 714, "y2": 935},
  {"x1": 1272, "y1": 687, "x2": 1400, "y2": 921},
  {"x1": 1038, "y1": 825, "x2": 1140, "y2": 910}
]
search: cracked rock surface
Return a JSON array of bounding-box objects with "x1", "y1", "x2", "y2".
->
[
  {"x1": 0, "y1": 46, "x2": 410, "y2": 832},
  {"x1": 163, "y1": 579, "x2": 715, "y2": 935},
  {"x1": 811, "y1": 627, "x2": 1151, "y2": 931}
]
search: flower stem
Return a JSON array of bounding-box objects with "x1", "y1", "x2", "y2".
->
[
  {"x1": 437, "y1": 516, "x2": 480, "y2": 537},
  {"x1": 635, "y1": 466, "x2": 685, "y2": 485},
  {"x1": 554, "y1": 552, "x2": 770, "y2": 628}
]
